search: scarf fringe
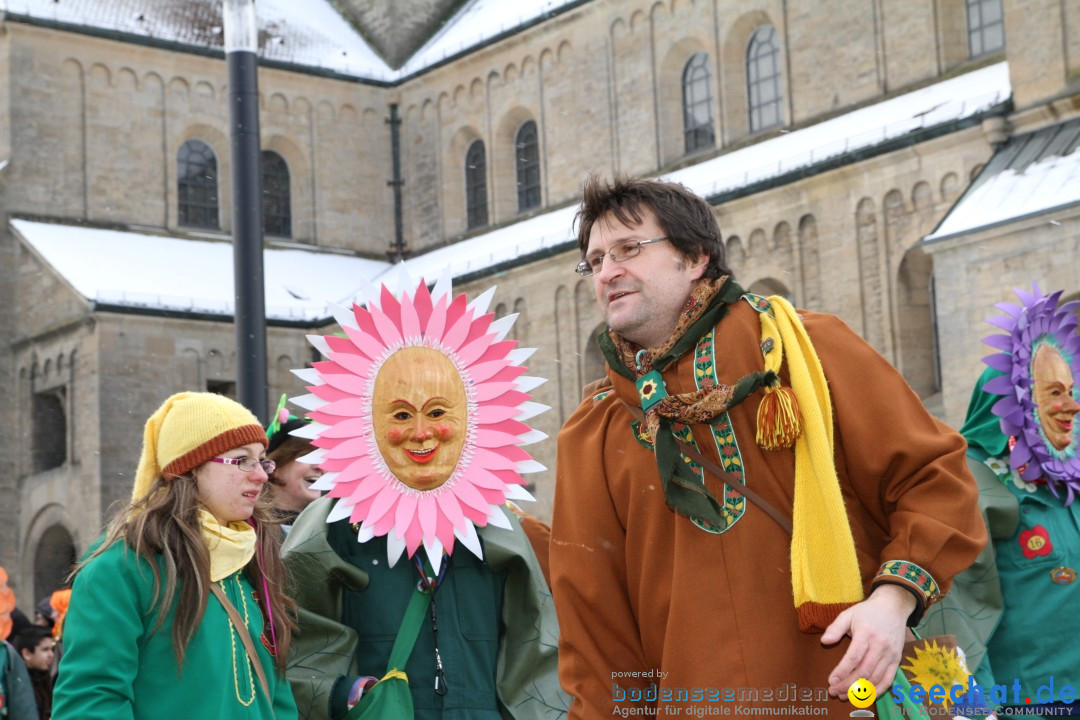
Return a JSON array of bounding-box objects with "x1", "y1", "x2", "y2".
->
[{"x1": 756, "y1": 385, "x2": 802, "y2": 450}]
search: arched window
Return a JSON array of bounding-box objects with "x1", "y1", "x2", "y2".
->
[
  {"x1": 178, "y1": 139, "x2": 219, "y2": 229},
  {"x1": 261, "y1": 150, "x2": 291, "y2": 238},
  {"x1": 515, "y1": 120, "x2": 541, "y2": 212},
  {"x1": 682, "y1": 52, "x2": 715, "y2": 154},
  {"x1": 465, "y1": 140, "x2": 488, "y2": 229},
  {"x1": 747, "y1": 25, "x2": 782, "y2": 133},
  {"x1": 967, "y1": 0, "x2": 1004, "y2": 58}
]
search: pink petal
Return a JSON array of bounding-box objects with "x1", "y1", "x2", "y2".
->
[
  {"x1": 470, "y1": 447, "x2": 519, "y2": 471},
  {"x1": 436, "y1": 491, "x2": 467, "y2": 532},
  {"x1": 491, "y1": 469, "x2": 525, "y2": 486},
  {"x1": 474, "y1": 429, "x2": 523, "y2": 448},
  {"x1": 484, "y1": 419, "x2": 530, "y2": 436},
  {"x1": 310, "y1": 384, "x2": 353, "y2": 403},
  {"x1": 461, "y1": 313, "x2": 493, "y2": 346},
  {"x1": 474, "y1": 340, "x2": 516, "y2": 364},
  {"x1": 367, "y1": 485, "x2": 402, "y2": 527},
  {"x1": 466, "y1": 466, "x2": 511, "y2": 490},
  {"x1": 344, "y1": 323, "x2": 388, "y2": 361},
  {"x1": 315, "y1": 397, "x2": 369, "y2": 417},
  {"x1": 443, "y1": 293, "x2": 468, "y2": 333},
  {"x1": 317, "y1": 417, "x2": 371, "y2": 439},
  {"x1": 321, "y1": 373, "x2": 370, "y2": 396},
  {"x1": 327, "y1": 479, "x2": 360, "y2": 499},
  {"x1": 346, "y1": 473, "x2": 387, "y2": 505},
  {"x1": 477, "y1": 486, "x2": 507, "y2": 506},
  {"x1": 426, "y1": 295, "x2": 449, "y2": 340},
  {"x1": 372, "y1": 508, "x2": 397, "y2": 537},
  {"x1": 326, "y1": 335, "x2": 357, "y2": 354},
  {"x1": 371, "y1": 304, "x2": 403, "y2": 348},
  {"x1": 466, "y1": 360, "x2": 514, "y2": 384},
  {"x1": 413, "y1": 281, "x2": 434, "y2": 328},
  {"x1": 441, "y1": 309, "x2": 471, "y2": 350},
  {"x1": 379, "y1": 285, "x2": 402, "y2": 328},
  {"x1": 335, "y1": 455, "x2": 379, "y2": 484},
  {"x1": 481, "y1": 365, "x2": 528, "y2": 384},
  {"x1": 400, "y1": 292, "x2": 422, "y2": 339},
  {"x1": 456, "y1": 333, "x2": 497, "y2": 367},
  {"x1": 472, "y1": 382, "x2": 517, "y2": 402},
  {"x1": 325, "y1": 351, "x2": 373, "y2": 378},
  {"x1": 322, "y1": 436, "x2": 370, "y2": 460},
  {"x1": 394, "y1": 492, "x2": 419, "y2": 540},
  {"x1": 474, "y1": 405, "x2": 524, "y2": 424},
  {"x1": 435, "y1": 516, "x2": 457, "y2": 551},
  {"x1": 418, "y1": 494, "x2": 438, "y2": 542},
  {"x1": 404, "y1": 519, "x2": 423, "y2": 556},
  {"x1": 452, "y1": 478, "x2": 494, "y2": 513}
]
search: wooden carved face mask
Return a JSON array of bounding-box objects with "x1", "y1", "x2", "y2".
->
[
  {"x1": 293, "y1": 276, "x2": 547, "y2": 571},
  {"x1": 1031, "y1": 343, "x2": 1080, "y2": 452},
  {"x1": 372, "y1": 347, "x2": 468, "y2": 491},
  {"x1": 983, "y1": 285, "x2": 1080, "y2": 504}
]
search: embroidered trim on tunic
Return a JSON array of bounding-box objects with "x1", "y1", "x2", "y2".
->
[{"x1": 877, "y1": 560, "x2": 941, "y2": 605}]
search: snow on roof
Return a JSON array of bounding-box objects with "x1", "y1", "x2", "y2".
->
[
  {"x1": 669, "y1": 63, "x2": 1011, "y2": 199},
  {"x1": 409, "y1": 64, "x2": 1013, "y2": 283},
  {"x1": 397, "y1": 0, "x2": 582, "y2": 76},
  {"x1": 387, "y1": 205, "x2": 579, "y2": 285},
  {"x1": 1, "y1": 0, "x2": 581, "y2": 81},
  {"x1": 925, "y1": 117, "x2": 1080, "y2": 242},
  {"x1": 2, "y1": 0, "x2": 395, "y2": 80},
  {"x1": 11, "y1": 219, "x2": 390, "y2": 322}
]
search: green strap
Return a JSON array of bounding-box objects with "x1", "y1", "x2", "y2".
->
[{"x1": 386, "y1": 587, "x2": 432, "y2": 673}]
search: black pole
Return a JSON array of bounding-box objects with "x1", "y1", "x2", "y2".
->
[
  {"x1": 386, "y1": 103, "x2": 406, "y2": 261},
  {"x1": 225, "y1": 0, "x2": 267, "y2": 422}
]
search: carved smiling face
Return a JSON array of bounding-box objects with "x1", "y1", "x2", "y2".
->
[
  {"x1": 1032, "y1": 343, "x2": 1080, "y2": 451},
  {"x1": 371, "y1": 346, "x2": 468, "y2": 490}
]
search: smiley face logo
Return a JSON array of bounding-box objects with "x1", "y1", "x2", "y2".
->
[{"x1": 847, "y1": 678, "x2": 876, "y2": 708}]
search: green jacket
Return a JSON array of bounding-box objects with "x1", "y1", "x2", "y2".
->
[
  {"x1": 1, "y1": 641, "x2": 39, "y2": 720},
  {"x1": 52, "y1": 541, "x2": 298, "y2": 720},
  {"x1": 282, "y1": 497, "x2": 567, "y2": 720}
]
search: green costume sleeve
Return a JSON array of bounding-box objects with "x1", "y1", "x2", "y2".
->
[
  {"x1": 282, "y1": 498, "x2": 370, "y2": 720},
  {"x1": 915, "y1": 457, "x2": 1017, "y2": 685},
  {"x1": 481, "y1": 508, "x2": 569, "y2": 718},
  {"x1": 52, "y1": 543, "x2": 148, "y2": 720}
]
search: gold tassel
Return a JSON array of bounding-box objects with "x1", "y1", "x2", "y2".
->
[{"x1": 756, "y1": 384, "x2": 802, "y2": 450}]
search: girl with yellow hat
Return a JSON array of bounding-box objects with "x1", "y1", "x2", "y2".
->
[{"x1": 52, "y1": 392, "x2": 298, "y2": 720}]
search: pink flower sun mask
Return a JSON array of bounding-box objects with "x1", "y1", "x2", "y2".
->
[{"x1": 290, "y1": 275, "x2": 548, "y2": 572}]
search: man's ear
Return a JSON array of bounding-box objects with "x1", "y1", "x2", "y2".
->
[{"x1": 689, "y1": 253, "x2": 709, "y2": 281}]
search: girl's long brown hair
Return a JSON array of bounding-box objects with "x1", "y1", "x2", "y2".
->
[{"x1": 73, "y1": 472, "x2": 295, "y2": 673}]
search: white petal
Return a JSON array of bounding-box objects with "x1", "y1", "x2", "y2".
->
[
  {"x1": 289, "y1": 422, "x2": 324, "y2": 439},
  {"x1": 386, "y1": 531, "x2": 406, "y2": 568},
  {"x1": 310, "y1": 472, "x2": 337, "y2": 492},
  {"x1": 487, "y1": 314, "x2": 519, "y2": 342},
  {"x1": 467, "y1": 286, "x2": 497, "y2": 318},
  {"x1": 454, "y1": 522, "x2": 483, "y2": 560},
  {"x1": 485, "y1": 505, "x2": 512, "y2": 530},
  {"x1": 423, "y1": 536, "x2": 445, "y2": 574},
  {"x1": 298, "y1": 449, "x2": 326, "y2": 465},
  {"x1": 514, "y1": 402, "x2": 550, "y2": 421},
  {"x1": 516, "y1": 459, "x2": 546, "y2": 474},
  {"x1": 290, "y1": 393, "x2": 327, "y2": 411},
  {"x1": 359, "y1": 276, "x2": 382, "y2": 312},
  {"x1": 291, "y1": 367, "x2": 323, "y2": 385},
  {"x1": 330, "y1": 302, "x2": 360, "y2": 330},
  {"x1": 516, "y1": 429, "x2": 548, "y2": 446},
  {"x1": 392, "y1": 262, "x2": 414, "y2": 297},
  {"x1": 306, "y1": 334, "x2": 332, "y2": 359},
  {"x1": 505, "y1": 484, "x2": 536, "y2": 503},
  {"x1": 431, "y1": 267, "x2": 453, "y2": 304},
  {"x1": 507, "y1": 347, "x2": 536, "y2": 365},
  {"x1": 355, "y1": 523, "x2": 376, "y2": 543},
  {"x1": 327, "y1": 499, "x2": 354, "y2": 523},
  {"x1": 513, "y1": 376, "x2": 547, "y2": 393}
]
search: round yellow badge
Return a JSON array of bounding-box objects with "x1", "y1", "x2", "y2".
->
[{"x1": 847, "y1": 678, "x2": 877, "y2": 709}]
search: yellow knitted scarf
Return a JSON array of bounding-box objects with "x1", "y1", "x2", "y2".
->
[{"x1": 758, "y1": 296, "x2": 864, "y2": 631}]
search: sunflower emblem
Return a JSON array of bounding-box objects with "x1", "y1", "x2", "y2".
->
[
  {"x1": 900, "y1": 639, "x2": 971, "y2": 710},
  {"x1": 636, "y1": 370, "x2": 668, "y2": 411}
]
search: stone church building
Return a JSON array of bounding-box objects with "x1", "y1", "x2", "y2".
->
[{"x1": 2, "y1": 0, "x2": 1078, "y2": 609}]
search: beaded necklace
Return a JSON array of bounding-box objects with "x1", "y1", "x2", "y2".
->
[{"x1": 222, "y1": 575, "x2": 257, "y2": 707}]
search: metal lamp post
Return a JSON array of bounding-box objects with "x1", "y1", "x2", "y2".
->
[{"x1": 223, "y1": 0, "x2": 268, "y2": 422}]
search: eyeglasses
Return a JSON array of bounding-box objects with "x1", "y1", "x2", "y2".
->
[
  {"x1": 575, "y1": 237, "x2": 669, "y2": 277},
  {"x1": 209, "y1": 456, "x2": 276, "y2": 474}
]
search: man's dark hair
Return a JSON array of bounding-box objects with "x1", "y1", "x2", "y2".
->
[
  {"x1": 574, "y1": 173, "x2": 732, "y2": 280},
  {"x1": 13, "y1": 625, "x2": 53, "y2": 655}
]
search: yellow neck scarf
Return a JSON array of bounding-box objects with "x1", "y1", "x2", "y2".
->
[{"x1": 199, "y1": 509, "x2": 257, "y2": 581}]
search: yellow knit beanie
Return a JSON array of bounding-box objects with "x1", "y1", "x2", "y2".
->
[{"x1": 132, "y1": 392, "x2": 267, "y2": 503}]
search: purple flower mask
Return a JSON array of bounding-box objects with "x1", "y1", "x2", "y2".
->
[{"x1": 982, "y1": 286, "x2": 1080, "y2": 504}]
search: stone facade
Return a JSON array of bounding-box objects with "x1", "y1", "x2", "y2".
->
[{"x1": 2, "y1": 0, "x2": 1078, "y2": 611}]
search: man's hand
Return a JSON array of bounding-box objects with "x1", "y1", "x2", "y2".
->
[{"x1": 820, "y1": 584, "x2": 916, "y2": 698}]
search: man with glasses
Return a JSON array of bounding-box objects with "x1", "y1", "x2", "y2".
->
[{"x1": 549, "y1": 175, "x2": 985, "y2": 716}]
